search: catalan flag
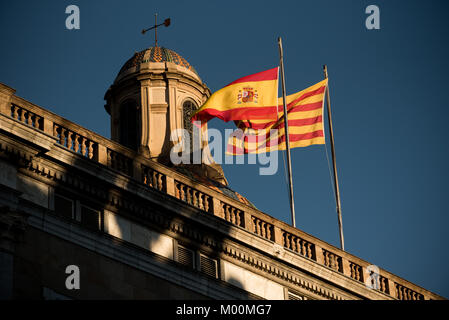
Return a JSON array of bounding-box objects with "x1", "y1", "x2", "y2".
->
[
  {"x1": 227, "y1": 79, "x2": 328, "y2": 154},
  {"x1": 191, "y1": 68, "x2": 279, "y2": 124}
]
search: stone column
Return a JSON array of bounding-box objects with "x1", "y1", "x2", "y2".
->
[
  {"x1": 0, "y1": 207, "x2": 27, "y2": 300},
  {"x1": 139, "y1": 83, "x2": 151, "y2": 158}
]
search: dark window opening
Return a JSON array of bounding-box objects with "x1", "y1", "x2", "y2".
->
[
  {"x1": 287, "y1": 289, "x2": 308, "y2": 300},
  {"x1": 119, "y1": 100, "x2": 139, "y2": 151},
  {"x1": 80, "y1": 205, "x2": 101, "y2": 231},
  {"x1": 54, "y1": 194, "x2": 74, "y2": 220},
  {"x1": 182, "y1": 100, "x2": 197, "y2": 151},
  {"x1": 177, "y1": 245, "x2": 195, "y2": 269},
  {"x1": 199, "y1": 254, "x2": 218, "y2": 279}
]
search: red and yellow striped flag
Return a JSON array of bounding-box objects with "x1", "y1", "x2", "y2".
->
[
  {"x1": 191, "y1": 68, "x2": 279, "y2": 124},
  {"x1": 227, "y1": 79, "x2": 327, "y2": 154}
]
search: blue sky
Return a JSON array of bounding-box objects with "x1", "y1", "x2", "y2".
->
[{"x1": 1, "y1": 0, "x2": 448, "y2": 298}]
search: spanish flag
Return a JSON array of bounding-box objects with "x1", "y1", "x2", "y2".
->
[
  {"x1": 227, "y1": 79, "x2": 327, "y2": 154},
  {"x1": 191, "y1": 68, "x2": 279, "y2": 124}
]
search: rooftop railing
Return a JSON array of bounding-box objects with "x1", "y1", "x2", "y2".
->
[{"x1": 0, "y1": 84, "x2": 441, "y2": 300}]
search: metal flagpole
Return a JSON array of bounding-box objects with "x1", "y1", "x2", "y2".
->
[
  {"x1": 278, "y1": 37, "x2": 296, "y2": 228},
  {"x1": 323, "y1": 65, "x2": 345, "y2": 251}
]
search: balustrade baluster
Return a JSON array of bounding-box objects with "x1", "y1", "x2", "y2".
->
[
  {"x1": 261, "y1": 222, "x2": 267, "y2": 238},
  {"x1": 229, "y1": 208, "x2": 235, "y2": 224},
  {"x1": 180, "y1": 184, "x2": 185, "y2": 201},
  {"x1": 290, "y1": 236, "x2": 296, "y2": 252},
  {"x1": 74, "y1": 135, "x2": 80, "y2": 153},
  {"x1": 204, "y1": 196, "x2": 210, "y2": 212},
  {"x1": 225, "y1": 205, "x2": 231, "y2": 222},
  {"x1": 53, "y1": 125, "x2": 59, "y2": 139},
  {"x1": 157, "y1": 173, "x2": 163, "y2": 190},
  {"x1": 186, "y1": 187, "x2": 191, "y2": 204},
  {"x1": 88, "y1": 141, "x2": 94, "y2": 159},
  {"x1": 151, "y1": 171, "x2": 157, "y2": 189},
  {"x1": 192, "y1": 190, "x2": 198, "y2": 207},
  {"x1": 199, "y1": 193, "x2": 204, "y2": 210},
  {"x1": 285, "y1": 234, "x2": 291, "y2": 249}
]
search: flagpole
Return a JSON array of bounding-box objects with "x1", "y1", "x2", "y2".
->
[
  {"x1": 323, "y1": 65, "x2": 345, "y2": 251},
  {"x1": 278, "y1": 37, "x2": 296, "y2": 228}
]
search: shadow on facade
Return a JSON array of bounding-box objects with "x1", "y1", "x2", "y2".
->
[{"x1": 7, "y1": 149, "x2": 253, "y2": 300}]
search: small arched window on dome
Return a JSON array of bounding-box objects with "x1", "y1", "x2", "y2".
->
[
  {"x1": 119, "y1": 99, "x2": 140, "y2": 151},
  {"x1": 182, "y1": 100, "x2": 198, "y2": 152}
]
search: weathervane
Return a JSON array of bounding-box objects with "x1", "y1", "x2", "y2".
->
[{"x1": 141, "y1": 14, "x2": 171, "y2": 47}]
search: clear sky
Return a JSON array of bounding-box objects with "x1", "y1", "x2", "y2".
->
[{"x1": 1, "y1": 0, "x2": 448, "y2": 298}]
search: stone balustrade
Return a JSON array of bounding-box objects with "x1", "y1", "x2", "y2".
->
[
  {"x1": 142, "y1": 165, "x2": 165, "y2": 192},
  {"x1": 395, "y1": 283, "x2": 424, "y2": 300},
  {"x1": 251, "y1": 216, "x2": 274, "y2": 241},
  {"x1": 323, "y1": 249, "x2": 343, "y2": 273},
  {"x1": 282, "y1": 230, "x2": 315, "y2": 260},
  {"x1": 10, "y1": 104, "x2": 43, "y2": 130},
  {"x1": 54, "y1": 124, "x2": 97, "y2": 160},
  {"x1": 107, "y1": 148, "x2": 132, "y2": 176},
  {"x1": 371, "y1": 273, "x2": 390, "y2": 295},
  {"x1": 349, "y1": 261, "x2": 364, "y2": 282},
  {"x1": 220, "y1": 202, "x2": 244, "y2": 227},
  {"x1": 0, "y1": 91, "x2": 443, "y2": 300},
  {"x1": 175, "y1": 180, "x2": 212, "y2": 213}
]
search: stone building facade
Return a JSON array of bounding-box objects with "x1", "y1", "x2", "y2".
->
[{"x1": 0, "y1": 47, "x2": 443, "y2": 300}]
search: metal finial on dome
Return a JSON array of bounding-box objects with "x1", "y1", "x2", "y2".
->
[{"x1": 141, "y1": 14, "x2": 171, "y2": 47}]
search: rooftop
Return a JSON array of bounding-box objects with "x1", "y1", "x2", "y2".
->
[{"x1": 0, "y1": 82, "x2": 444, "y2": 300}]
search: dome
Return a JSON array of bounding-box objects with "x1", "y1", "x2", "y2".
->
[{"x1": 116, "y1": 47, "x2": 198, "y2": 81}]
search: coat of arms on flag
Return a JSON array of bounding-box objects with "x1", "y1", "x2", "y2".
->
[
  {"x1": 238, "y1": 88, "x2": 259, "y2": 104},
  {"x1": 191, "y1": 67, "x2": 277, "y2": 124}
]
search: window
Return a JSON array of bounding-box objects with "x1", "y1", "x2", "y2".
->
[
  {"x1": 54, "y1": 194, "x2": 74, "y2": 220},
  {"x1": 53, "y1": 193, "x2": 102, "y2": 232},
  {"x1": 287, "y1": 289, "x2": 308, "y2": 300},
  {"x1": 176, "y1": 244, "x2": 219, "y2": 279},
  {"x1": 177, "y1": 245, "x2": 195, "y2": 269},
  {"x1": 182, "y1": 100, "x2": 197, "y2": 152},
  {"x1": 80, "y1": 205, "x2": 101, "y2": 231},
  {"x1": 119, "y1": 99, "x2": 139, "y2": 151},
  {"x1": 199, "y1": 254, "x2": 218, "y2": 279}
]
